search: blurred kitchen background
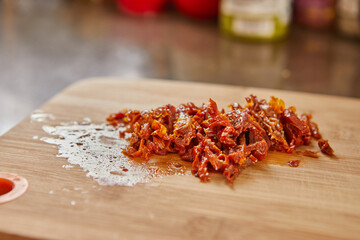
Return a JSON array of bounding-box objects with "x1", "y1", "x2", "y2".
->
[{"x1": 0, "y1": 0, "x2": 359, "y2": 135}]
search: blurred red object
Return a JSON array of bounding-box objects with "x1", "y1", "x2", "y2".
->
[
  {"x1": 116, "y1": 0, "x2": 169, "y2": 16},
  {"x1": 293, "y1": 0, "x2": 336, "y2": 28},
  {"x1": 174, "y1": 0, "x2": 219, "y2": 20}
]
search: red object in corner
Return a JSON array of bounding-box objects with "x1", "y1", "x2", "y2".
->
[
  {"x1": 117, "y1": 0, "x2": 169, "y2": 15},
  {"x1": 174, "y1": 0, "x2": 219, "y2": 20}
]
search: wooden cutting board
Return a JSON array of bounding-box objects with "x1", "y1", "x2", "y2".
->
[{"x1": 1, "y1": 78, "x2": 359, "y2": 240}]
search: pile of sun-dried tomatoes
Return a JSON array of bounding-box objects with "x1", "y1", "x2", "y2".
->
[{"x1": 107, "y1": 95, "x2": 333, "y2": 183}]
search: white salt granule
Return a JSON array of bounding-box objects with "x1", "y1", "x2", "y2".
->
[
  {"x1": 62, "y1": 165, "x2": 74, "y2": 170},
  {"x1": 82, "y1": 117, "x2": 91, "y2": 123},
  {"x1": 31, "y1": 110, "x2": 55, "y2": 122}
]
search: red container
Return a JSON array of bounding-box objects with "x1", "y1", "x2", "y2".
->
[
  {"x1": 116, "y1": 0, "x2": 169, "y2": 16},
  {"x1": 174, "y1": 0, "x2": 219, "y2": 20}
]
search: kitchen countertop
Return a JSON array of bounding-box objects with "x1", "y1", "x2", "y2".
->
[{"x1": 0, "y1": 0, "x2": 359, "y2": 135}]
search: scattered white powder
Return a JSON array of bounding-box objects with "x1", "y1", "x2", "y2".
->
[
  {"x1": 33, "y1": 136, "x2": 39, "y2": 140},
  {"x1": 31, "y1": 110, "x2": 55, "y2": 122},
  {"x1": 49, "y1": 190, "x2": 54, "y2": 194},
  {"x1": 40, "y1": 121, "x2": 156, "y2": 186},
  {"x1": 71, "y1": 201, "x2": 76, "y2": 206}
]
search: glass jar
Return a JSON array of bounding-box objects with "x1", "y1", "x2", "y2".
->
[
  {"x1": 220, "y1": 0, "x2": 292, "y2": 42},
  {"x1": 337, "y1": 0, "x2": 360, "y2": 38}
]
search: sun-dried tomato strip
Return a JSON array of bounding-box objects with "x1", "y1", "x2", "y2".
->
[{"x1": 318, "y1": 139, "x2": 334, "y2": 156}]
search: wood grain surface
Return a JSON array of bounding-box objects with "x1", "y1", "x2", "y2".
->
[{"x1": 0, "y1": 78, "x2": 359, "y2": 240}]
